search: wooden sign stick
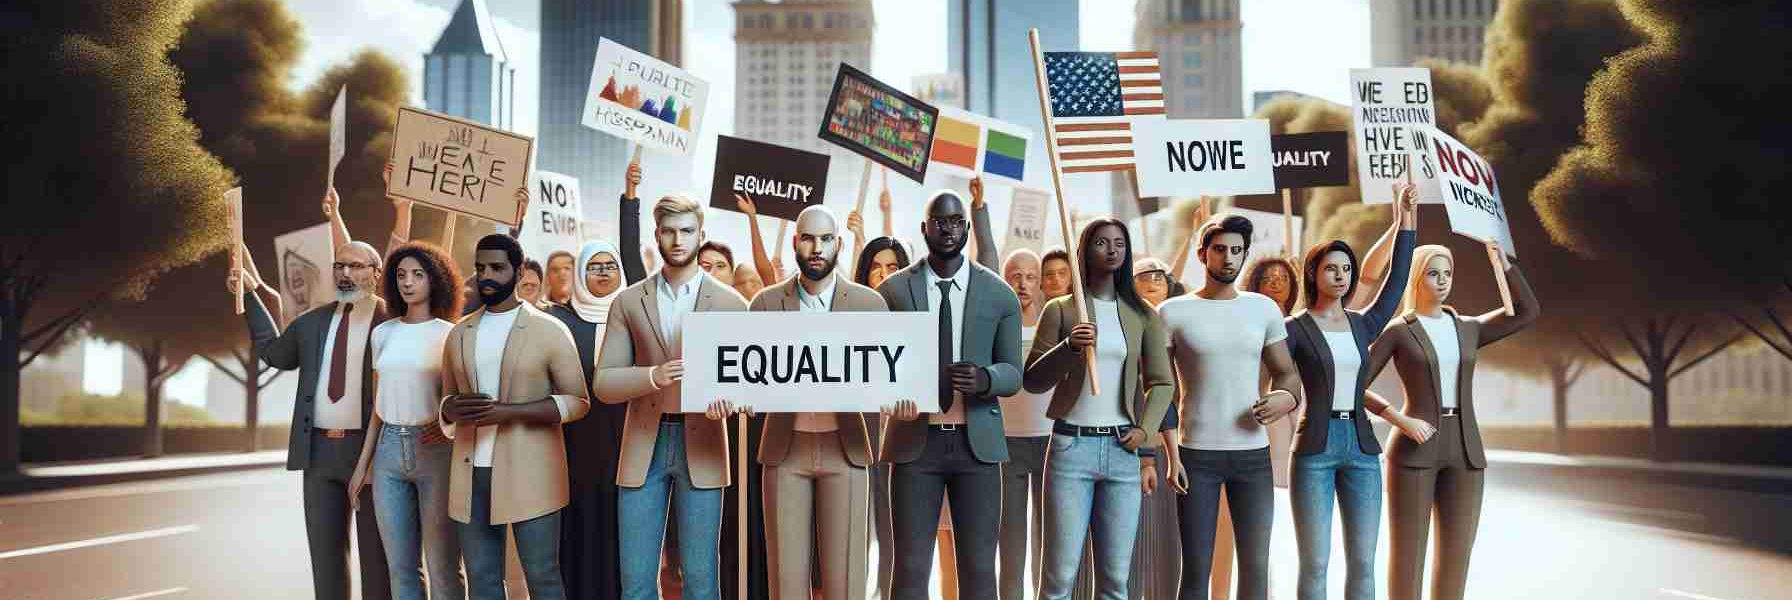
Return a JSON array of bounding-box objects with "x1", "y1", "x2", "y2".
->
[
  {"x1": 1281, "y1": 188, "x2": 1295, "y2": 257},
  {"x1": 225, "y1": 188, "x2": 244, "y2": 315},
  {"x1": 1489, "y1": 243, "x2": 1515, "y2": 316},
  {"x1": 1129, "y1": 170, "x2": 1152, "y2": 257},
  {"x1": 737, "y1": 412, "x2": 747, "y2": 599},
  {"x1": 1028, "y1": 28, "x2": 1099, "y2": 395},
  {"x1": 854, "y1": 158, "x2": 875, "y2": 215}
]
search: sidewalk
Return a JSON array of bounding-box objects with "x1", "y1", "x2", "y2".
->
[
  {"x1": 1488, "y1": 449, "x2": 1792, "y2": 494},
  {"x1": 0, "y1": 450, "x2": 288, "y2": 495}
]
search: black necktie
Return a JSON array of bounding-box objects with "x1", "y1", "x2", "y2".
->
[{"x1": 937, "y1": 279, "x2": 955, "y2": 413}]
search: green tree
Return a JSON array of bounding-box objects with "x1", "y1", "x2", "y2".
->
[
  {"x1": 85, "y1": 0, "x2": 414, "y2": 456},
  {"x1": 0, "y1": 0, "x2": 234, "y2": 472},
  {"x1": 1530, "y1": 0, "x2": 1790, "y2": 458}
]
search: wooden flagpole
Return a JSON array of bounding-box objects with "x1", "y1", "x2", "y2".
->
[
  {"x1": 1129, "y1": 170, "x2": 1153, "y2": 257},
  {"x1": 1028, "y1": 28, "x2": 1099, "y2": 395}
]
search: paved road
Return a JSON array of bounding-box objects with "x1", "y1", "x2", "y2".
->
[{"x1": 2, "y1": 466, "x2": 1788, "y2": 599}]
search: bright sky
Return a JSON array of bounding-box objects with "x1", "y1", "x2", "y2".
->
[{"x1": 92, "y1": 0, "x2": 1371, "y2": 408}]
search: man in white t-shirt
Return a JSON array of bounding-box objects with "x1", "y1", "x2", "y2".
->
[{"x1": 1157, "y1": 214, "x2": 1304, "y2": 600}]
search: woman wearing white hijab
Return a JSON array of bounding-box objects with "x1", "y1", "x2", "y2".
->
[{"x1": 549, "y1": 239, "x2": 633, "y2": 600}]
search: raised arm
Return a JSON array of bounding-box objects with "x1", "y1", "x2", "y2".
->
[
  {"x1": 323, "y1": 187, "x2": 351, "y2": 252},
  {"x1": 620, "y1": 161, "x2": 646, "y2": 282},
  {"x1": 1474, "y1": 247, "x2": 1538, "y2": 347},
  {"x1": 1347, "y1": 182, "x2": 1418, "y2": 311},
  {"x1": 236, "y1": 273, "x2": 300, "y2": 371},
  {"x1": 1169, "y1": 197, "x2": 1211, "y2": 282},
  {"x1": 734, "y1": 193, "x2": 781, "y2": 285},
  {"x1": 1358, "y1": 228, "x2": 1417, "y2": 333},
  {"x1": 970, "y1": 177, "x2": 999, "y2": 271}
]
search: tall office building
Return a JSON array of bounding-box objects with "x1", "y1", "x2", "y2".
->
[
  {"x1": 1134, "y1": 0, "x2": 1243, "y2": 119},
  {"x1": 540, "y1": 0, "x2": 682, "y2": 203},
  {"x1": 1371, "y1": 0, "x2": 1499, "y2": 67},
  {"x1": 425, "y1": 0, "x2": 518, "y2": 129},
  {"x1": 948, "y1": 0, "x2": 1078, "y2": 127},
  {"x1": 733, "y1": 0, "x2": 874, "y2": 157}
]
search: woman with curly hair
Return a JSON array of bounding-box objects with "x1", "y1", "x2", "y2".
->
[{"x1": 349, "y1": 241, "x2": 467, "y2": 600}]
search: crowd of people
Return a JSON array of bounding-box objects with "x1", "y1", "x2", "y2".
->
[{"x1": 228, "y1": 157, "x2": 1536, "y2": 600}]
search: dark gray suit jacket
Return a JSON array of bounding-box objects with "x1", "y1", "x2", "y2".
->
[
  {"x1": 245, "y1": 290, "x2": 386, "y2": 473},
  {"x1": 874, "y1": 259, "x2": 1022, "y2": 464}
]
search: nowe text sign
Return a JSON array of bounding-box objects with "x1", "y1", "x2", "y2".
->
[
  {"x1": 1349, "y1": 68, "x2": 1442, "y2": 204},
  {"x1": 1132, "y1": 119, "x2": 1276, "y2": 198},
  {"x1": 680, "y1": 312, "x2": 940, "y2": 413},
  {"x1": 388, "y1": 106, "x2": 534, "y2": 227}
]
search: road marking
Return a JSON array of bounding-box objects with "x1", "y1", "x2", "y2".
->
[
  {"x1": 0, "y1": 470, "x2": 289, "y2": 506},
  {"x1": 0, "y1": 525, "x2": 200, "y2": 560},
  {"x1": 104, "y1": 588, "x2": 188, "y2": 600},
  {"x1": 1661, "y1": 589, "x2": 1731, "y2": 600}
]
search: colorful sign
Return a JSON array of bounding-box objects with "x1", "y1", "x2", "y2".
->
[
  {"x1": 581, "y1": 38, "x2": 708, "y2": 156},
  {"x1": 928, "y1": 106, "x2": 1031, "y2": 183},
  {"x1": 819, "y1": 63, "x2": 939, "y2": 183}
]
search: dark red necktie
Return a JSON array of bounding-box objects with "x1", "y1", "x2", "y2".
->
[{"x1": 328, "y1": 303, "x2": 354, "y2": 403}]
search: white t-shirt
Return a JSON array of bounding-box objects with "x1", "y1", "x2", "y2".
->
[
  {"x1": 1063, "y1": 298, "x2": 1129, "y2": 427},
  {"x1": 1002, "y1": 325, "x2": 1055, "y2": 437},
  {"x1": 372, "y1": 318, "x2": 455, "y2": 426},
  {"x1": 1321, "y1": 330, "x2": 1360, "y2": 412},
  {"x1": 1160, "y1": 292, "x2": 1288, "y2": 451},
  {"x1": 1416, "y1": 314, "x2": 1461, "y2": 409},
  {"x1": 472, "y1": 306, "x2": 520, "y2": 467}
]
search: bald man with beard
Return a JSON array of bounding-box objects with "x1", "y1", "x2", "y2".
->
[{"x1": 714, "y1": 206, "x2": 885, "y2": 599}]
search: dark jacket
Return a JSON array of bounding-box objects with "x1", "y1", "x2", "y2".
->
[
  {"x1": 245, "y1": 290, "x2": 387, "y2": 473},
  {"x1": 1285, "y1": 230, "x2": 1414, "y2": 456}
]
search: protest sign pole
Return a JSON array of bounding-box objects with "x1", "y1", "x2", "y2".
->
[
  {"x1": 225, "y1": 188, "x2": 245, "y2": 315},
  {"x1": 854, "y1": 158, "x2": 874, "y2": 215},
  {"x1": 1128, "y1": 170, "x2": 1153, "y2": 256},
  {"x1": 630, "y1": 142, "x2": 643, "y2": 166},
  {"x1": 440, "y1": 213, "x2": 457, "y2": 249},
  {"x1": 1489, "y1": 243, "x2": 1515, "y2": 316},
  {"x1": 736, "y1": 412, "x2": 747, "y2": 598},
  {"x1": 1027, "y1": 28, "x2": 1099, "y2": 395},
  {"x1": 1281, "y1": 188, "x2": 1295, "y2": 256}
]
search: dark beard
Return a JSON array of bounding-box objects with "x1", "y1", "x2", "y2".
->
[
  {"x1": 1207, "y1": 268, "x2": 1239, "y2": 285},
  {"x1": 662, "y1": 248, "x2": 695, "y2": 268},
  {"x1": 799, "y1": 257, "x2": 837, "y2": 281},
  {"x1": 477, "y1": 278, "x2": 517, "y2": 308}
]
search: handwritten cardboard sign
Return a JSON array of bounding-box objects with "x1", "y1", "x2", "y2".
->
[
  {"x1": 388, "y1": 106, "x2": 534, "y2": 227},
  {"x1": 1349, "y1": 68, "x2": 1442, "y2": 204}
]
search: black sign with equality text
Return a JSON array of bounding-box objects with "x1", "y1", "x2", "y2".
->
[
  {"x1": 1270, "y1": 131, "x2": 1350, "y2": 189},
  {"x1": 709, "y1": 135, "x2": 832, "y2": 222}
]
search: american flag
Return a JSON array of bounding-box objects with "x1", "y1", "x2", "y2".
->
[{"x1": 1043, "y1": 51, "x2": 1164, "y2": 173}]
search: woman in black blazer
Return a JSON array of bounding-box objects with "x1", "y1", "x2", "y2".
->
[{"x1": 1282, "y1": 184, "x2": 1432, "y2": 600}]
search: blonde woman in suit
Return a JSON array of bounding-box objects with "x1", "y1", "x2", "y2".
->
[{"x1": 1364, "y1": 241, "x2": 1537, "y2": 600}]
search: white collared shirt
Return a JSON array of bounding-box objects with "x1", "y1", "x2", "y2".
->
[
  {"x1": 313, "y1": 302, "x2": 366, "y2": 430},
  {"x1": 657, "y1": 272, "x2": 702, "y2": 351},
  {"x1": 794, "y1": 276, "x2": 839, "y2": 433},
  {"x1": 1416, "y1": 314, "x2": 1461, "y2": 409},
  {"x1": 923, "y1": 260, "x2": 971, "y2": 424}
]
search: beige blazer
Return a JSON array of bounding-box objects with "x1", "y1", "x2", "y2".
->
[
  {"x1": 439, "y1": 302, "x2": 591, "y2": 525},
  {"x1": 748, "y1": 273, "x2": 885, "y2": 468},
  {"x1": 593, "y1": 271, "x2": 749, "y2": 489}
]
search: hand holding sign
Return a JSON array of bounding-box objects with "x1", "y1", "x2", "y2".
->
[
  {"x1": 734, "y1": 192, "x2": 758, "y2": 218},
  {"x1": 969, "y1": 176, "x2": 985, "y2": 210},
  {"x1": 705, "y1": 400, "x2": 753, "y2": 421},
  {"x1": 881, "y1": 400, "x2": 921, "y2": 422},
  {"x1": 625, "y1": 161, "x2": 643, "y2": 199},
  {"x1": 847, "y1": 210, "x2": 865, "y2": 241},
  {"x1": 652, "y1": 359, "x2": 685, "y2": 390}
]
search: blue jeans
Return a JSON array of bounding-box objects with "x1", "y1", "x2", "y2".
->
[
  {"x1": 371, "y1": 424, "x2": 465, "y2": 600},
  {"x1": 1292, "y1": 418, "x2": 1382, "y2": 600},
  {"x1": 1039, "y1": 431, "x2": 1142, "y2": 600},
  {"x1": 618, "y1": 422, "x2": 723, "y2": 600},
  {"x1": 460, "y1": 467, "x2": 564, "y2": 600}
]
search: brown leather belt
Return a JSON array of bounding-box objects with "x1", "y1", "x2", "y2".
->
[{"x1": 316, "y1": 428, "x2": 356, "y2": 439}]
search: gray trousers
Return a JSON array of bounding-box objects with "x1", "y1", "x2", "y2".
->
[
  {"x1": 303, "y1": 431, "x2": 392, "y2": 600},
  {"x1": 998, "y1": 436, "x2": 1047, "y2": 600}
]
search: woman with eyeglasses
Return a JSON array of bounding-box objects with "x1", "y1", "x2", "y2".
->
[{"x1": 544, "y1": 158, "x2": 647, "y2": 600}]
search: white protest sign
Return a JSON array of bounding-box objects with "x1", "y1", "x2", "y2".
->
[
  {"x1": 1350, "y1": 68, "x2": 1443, "y2": 205},
  {"x1": 1171, "y1": 207, "x2": 1302, "y2": 287},
  {"x1": 517, "y1": 171, "x2": 584, "y2": 262},
  {"x1": 581, "y1": 38, "x2": 709, "y2": 156},
  {"x1": 1133, "y1": 119, "x2": 1276, "y2": 198},
  {"x1": 328, "y1": 85, "x2": 346, "y2": 189},
  {"x1": 273, "y1": 222, "x2": 334, "y2": 327},
  {"x1": 225, "y1": 187, "x2": 244, "y2": 314},
  {"x1": 681, "y1": 312, "x2": 940, "y2": 413},
  {"x1": 1002, "y1": 186, "x2": 1050, "y2": 256},
  {"x1": 1423, "y1": 127, "x2": 1516, "y2": 257}
]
